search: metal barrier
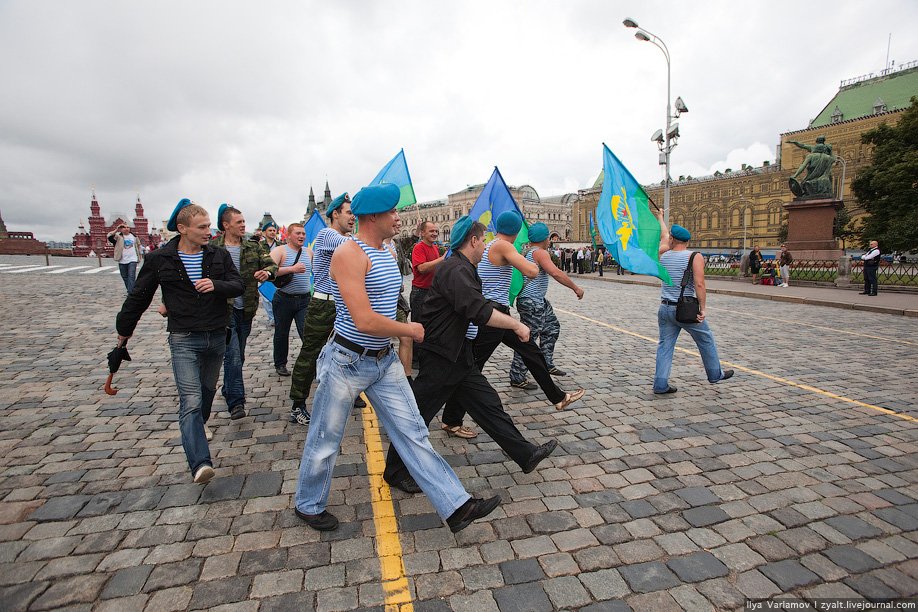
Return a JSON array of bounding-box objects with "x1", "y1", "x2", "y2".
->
[
  {"x1": 703, "y1": 261, "x2": 740, "y2": 278},
  {"x1": 851, "y1": 260, "x2": 918, "y2": 287},
  {"x1": 787, "y1": 260, "x2": 839, "y2": 283}
]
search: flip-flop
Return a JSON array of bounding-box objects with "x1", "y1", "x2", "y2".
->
[
  {"x1": 442, "y1": 424, "x2": 478, "y2": 439},
  {"x1": 554, "y1": 389, "x2": 586, "y2": 411}
]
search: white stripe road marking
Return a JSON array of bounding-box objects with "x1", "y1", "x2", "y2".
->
[
  {"x1": 46, "y1": 266, "x2": 91, "y2": 274},
  {"x1": 81, "y1": 267, "x2": 114, "y2": 274},
  {"x1": 2, "y1": 266, "x2": 59, "y2": 273}
]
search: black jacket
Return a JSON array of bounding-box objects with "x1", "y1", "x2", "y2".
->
[
  {"x1": 116, "y1": 236, "x2": 244, "y2": 337},
  {"x1": 417, "y1": 251, "x2": 495, "y2": 363}
]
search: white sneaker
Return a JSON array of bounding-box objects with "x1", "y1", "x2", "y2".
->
[
  {"x1": 204, "y1": 425, "x2": 213, "y2": 441},
  {"x1": 193, "y1": 465, "x2": 215, "y2": 484},
  {"x1": 781, "y1": 283, "x2": 789, "y2": 287}
]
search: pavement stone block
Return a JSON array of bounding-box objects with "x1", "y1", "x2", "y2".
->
[
  {"x1": 669, "y1": 584, "x2": 715, "y2": 612},
  {"x1": 144, "y1": 585, "x2": 193, "y2": 611},
  {"x1": 305, "y1": 563, "x2": 346, "y2": 590},
  {"x1": 618, "y1": 561, "x2": 680, "y2": 593},
  {"x1": 258, "y1": 592, "x2": 316, "y2": 612},
  {"x1": 666, "y1": 551, "x2": 729, "y2": 583},
  {"x1": 29, "y1": 573, "x2": 108, "y2": 610},
  {"x1": 447, "y1": 590, "x2": 499, "y2": 612},
  {"x1": 683, "y1": 505, "x2": 730, "y2": 527},
  {"x1": 100, "y1": 564, "x2": 154, "y2": 599},
  {"x1": 500, "y1": 558, "x2": 545, "y2": 585},
  {"x1": 315, "y1": 586, "x2": 359, "y2": 612},
  {"x1": 824, "y1": 514, "x2": 884, "y2": 539},
  {"x1": 492, "y1": 583, "x2": 553, "y2": 612},
  {"x1": 759, "y1": 559, "x2": 821, "y2": 590},
  {"x1": 142, "y1": 558, "x2": 202, "y2": 592},
  {"x1": 188, "y1": 576, "x2": 252, "y2": 609},
  {"x1": 822, "y1": 545, "x2": 883, "y2": 573},
  {"x1": 844, "y1": 574, "x2": 901, "y2": 600},
  {"x1": 0, "y1": 582, "x2": 50, "y2": 612},
  {"x1": 735, "y1": 569, "x2": 781, "y2": 599},
  {"x1": 695, "y1": 577, "x2": 746, "y2": 610},
  {"x1": 27, "y1": 496, "x2": 91, "y2": 522},
  {"x1": 626, "y1": 591, "x2": 682, "y2": 611}
]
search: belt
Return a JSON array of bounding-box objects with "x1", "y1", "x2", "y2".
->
[
  {"x1": 312, "y1": 291, "x2": 334, "y2": 301},
  {"x1": 331, "y1": 333, "x2": 390, "y2": 358},
  {"x1": 661, "y1": 299, "x2": 678, "y2": 305},
  {"x1": 277, "y1": 290, "x2": 309, "y2": 297}
]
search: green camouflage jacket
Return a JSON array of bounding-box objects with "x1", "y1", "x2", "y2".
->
[{"x1": 212, "y1": 235, "x2": 278, "y2": 321}]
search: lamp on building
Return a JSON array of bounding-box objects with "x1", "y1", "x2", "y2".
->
[{"x1": 623, "y1": 17, "x2": 686, "y2": 225}]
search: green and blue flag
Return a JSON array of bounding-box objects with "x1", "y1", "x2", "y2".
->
[
  {"x1": 596, "y1": 143, "x2": 672, "y2": 285},
  {"x1": 369, "y1": 148, "x2": 417, "y2": 210}
]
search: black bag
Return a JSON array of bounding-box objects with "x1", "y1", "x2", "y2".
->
[
  {"x1": 675, "y1": 252, "x2": 701, "y2": 324},
  {"x1": 272, "y1": 248, "x2": 301, "y2": 289}
]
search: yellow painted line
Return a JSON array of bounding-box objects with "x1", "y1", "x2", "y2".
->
[
  {"x1": 708, "y1": 305, "x2": 917, "y2": 346},
  {"x1": 556, "y1": 308, "x2": 917, "y2": 423},
  {"x1": 360, "y1": 393, "x2": 414, "y2": 612}
]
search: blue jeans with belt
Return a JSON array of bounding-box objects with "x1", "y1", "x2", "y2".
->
[
  {"x1": 119, "y1": 262, "x2": 138, "y2": 294},
  {"x1": 168, "y1": 330, "x2": 225, "y2": 474},
  {"x1": 272, "y1": 291, "x2": 309, "y2": 368},
  {"x1": 222, "y1": 308, "x2": 252, "y2": 410},
  {"x1": 653, "y1": 303, "x2": 724, "y2": 392},
  {"x1": 295, "y1": 339, "x2": 471, "y2": 520}
]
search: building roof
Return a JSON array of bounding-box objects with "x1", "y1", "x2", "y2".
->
[{"x1": 809, "y1": 62, "x2": 918, "y2": 128}]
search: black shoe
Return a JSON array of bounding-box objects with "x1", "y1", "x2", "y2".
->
[
  {"x1": 523, "y1": 440, "x2": 559, "y2": 474},
  {"x1": 654, "y1": 386, "x2": 678, "y2": 395},
  {"x1": 354, "y1": 396, "x2": 366, "y2": 408},
  {"x1": 293, "y1": 406, "x2": 311, "y2": 426},
  {"x1": 510, "y1": 380, "x2": 538, "y2": 390},
  {"x1": 276, "y1": 366, "x2": 291, "y2": 376},
  {"x1": 230, "y1": 405, "x2": 246, "y2": 420},
  {"x1": 548, "y1": 367, "x2": 567, "y2": 376},
  {"x1": 446, "y1": 496, "x2": 501, "y2": 533},
  {"x1": 719, "y1": 370, "x2": 734, "y2": 382},
  {"x1": 859, "y1": 291, "x2": 869, "y2": 295},
  {"x1": 294, "y1": 508, "x2": 339, "y2": 531},
  {"x1": 869, "y1": 293, "x2": 878, "y2": 296},
  {"x1": 390, "y1": 476, "x2": 421, "y2": 494}
]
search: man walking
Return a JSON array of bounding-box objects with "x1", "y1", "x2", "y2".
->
[
  {"x1": 385, "y1": 216, "x2": 559, "y2": 494},
  {"x1": 294, "y1": 184, "x2": 500, "y2": 533},
  {"x1": 108, "y1": 223, "x2": 142, "y2": 294},
  {"x1": 288, "y1": 193, "x2": 355, "y2": 424},
  {"x1": 509, "y1": 223, "x2": 584, "y2": 387},
  {"x1": 212, "y1": 204, "x2": 277, "y2": 419},
  {"x1": 271, "y1": 223, "x2": 311, "y2": 376},
  {"x1": 653, "y1": 214, "x2": 734, "y2": 395},
  {"x1": 778, "y1": 244, "x2": 793, "y2": 287},
  {"x1": 115, "y1": 199, "x2": 243, "y2": 484},
  {"x1": 860, "y1": 240, "x2": 881, "y2": 296},
  {"x1": 410, "y1": 221, "x2": 445, "y2": 322}
]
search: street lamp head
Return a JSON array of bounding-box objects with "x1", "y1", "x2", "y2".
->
[
  {"x1": 623, "y1": 17, "x2": 639, "y2": 28},
  {"x1": 634, "y1": 30, "x2": 651, "y2": 42},
  {"x1": 674, "y1": 96, "x2": 689, "y2": 114},
  {"x1": 650, "y1": 129, "x2": 664, "y2": 144}
]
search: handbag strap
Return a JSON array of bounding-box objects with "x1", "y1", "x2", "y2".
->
[{"x1": 678, "y1": 252, "x2": 698, "y2": 300}]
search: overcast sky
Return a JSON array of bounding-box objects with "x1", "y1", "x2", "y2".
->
[{"x1": 2, "y1": 1, "x2": 916, "y2": 241}]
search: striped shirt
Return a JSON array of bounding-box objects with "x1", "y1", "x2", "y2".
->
[
  {"x1": 279, "y1": 245, "x2": 312, "y2": 295},
  {"x1": 178, "y1": 250, "x2": 204, "y2": 285},
  {"x1": 519, "y1": 248, "x2": 549, "y2": 301},
  {"x1": 312, "y1": 227, "x2": 349, "y2": 294},
  {"x1": 660, "y1": 249, "x2": 695, "y2": 301},
  {"x1": 478, "y1": 239, "x2": 513, "y2": 306},
  {"x1": 332, "y1": 238, "x2": 400, "y2": 350},
  {"x1": 225, "y1": 245, "x2": 244, "y2": 309}
]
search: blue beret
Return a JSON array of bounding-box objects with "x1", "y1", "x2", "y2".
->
[
  {"x1": 528, "y1": 222, "x2": 549, "y2": 243},
  {"x1": 495, "y1": 210, "x2": 523, "y2": 236},
  {"x1": 450, "y1": 215, "x2": 474, "y2": 250},
  {"x1": 326, "y1": 192, "x2": 349, "y2": 218},
  {"x1": 261, "y1": 221, "x2": 279, "y2": 232},
  {"x1": 351, "y1": 183, "x2": 400, "y2": 216},
  {"x1": 216, "y1": 203, "x2": 229, "y2": 231},
  {"x1": 167, "y1": 198, "x2": 193, "y2": 232},
  {"x1": 671, "y1": 224, "x2": 691, "y2": 241}
]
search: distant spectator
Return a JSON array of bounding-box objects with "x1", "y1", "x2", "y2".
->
[
  {"x1": 778, "y1": 244, "x2": 793, "y2": 287},
  {"x1": 750, "y1": 245, "x2": 763, "y2": 284},
  {"x1": 107, "y1": 224, "x2": 142, "y2": 294},
  {"x1": 860, "y1": 240, "x2": 880, "y2": 296}
]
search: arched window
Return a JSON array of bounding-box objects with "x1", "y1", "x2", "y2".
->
[
  {"x1": 711, "y1": 211, "x2": 719, "y2": 229},
  {"x1": 731, "y1": 209, "x2": 740, "y2": 227},
  {"x1": 744, "y1": 208, "x2": 752, "y2": 227},
  {"x1": 701, "y1": 213, "x2": 709, "y2": 230}
]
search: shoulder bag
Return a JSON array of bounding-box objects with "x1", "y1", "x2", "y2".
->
[
  {"x1": 675, "y1": 252, "x2": 701, "y2": 324},
  {"x1": 272, "y1": 248, "x2": 301, "y2": 289}
]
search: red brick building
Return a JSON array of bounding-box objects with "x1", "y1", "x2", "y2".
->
[
  {"x1": 0, "y1": 210, "x2": 48, "y2": 255},
  {"x1": 72, "y1": 190, "x2": 161, "y2": 257}
]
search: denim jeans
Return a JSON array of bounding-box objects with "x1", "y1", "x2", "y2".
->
[
  {"x1": 222, "y1": 308, "x2": 252, "y2": 410},
  {"x1": 261, "y1": 294, "x2": 275, "y2": 323},
  {"x1": 119, "y1": 261, "x2": 137, "y2": 294},
  {"x1": 168, "y1": 330, "x2": 225, "y2": 474},
  {"x1": 295, "y1": 340, "x2": 471, "y2": 519},
  {"x1": 653, "y1": 304, "x2": 724, "y2": 392},
  {"x1": 272, "y1": 291, "x2": 309, "y2": 368}
]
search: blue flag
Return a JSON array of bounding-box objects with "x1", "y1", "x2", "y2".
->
[
  {"x1": 596, "y1": 144, "x2": 672, "y2": 285},
  {"x1": 467, "y1": 167, "x2": 530, "y2": 305},
  {"x1": 303, "y1": 210, "x2": 326, "y2": 251},
  {"x1": 369, "y1": 148, "x2": 417, "y2": 210}
]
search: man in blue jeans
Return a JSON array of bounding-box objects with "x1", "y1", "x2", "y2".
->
[
  {"x1": 294, "y1": 184, "x2": 500, "y2": 533},
  {"x1": 116, "y1": 199, "x2": 243, "y2": 484},
  {"x1": 212, "y1": 204, "x2": 277, "y2": 419},
  {"x1": 653, "y1": 213, "x2": 734, "y2": 395}
]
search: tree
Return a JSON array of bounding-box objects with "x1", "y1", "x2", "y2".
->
[
  {"x1": 851, "y1": 96, "x2": 918, "y2": 251},
  {"x1": 833, "y1": 205, "x2": 857, "y2": 250}
]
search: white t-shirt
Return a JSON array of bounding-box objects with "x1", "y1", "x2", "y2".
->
[{"x1": 119, "y1": 234, "x2": 139, "y2": 264}]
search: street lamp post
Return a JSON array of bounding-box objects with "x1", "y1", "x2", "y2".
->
[
  {"x1": 833, "y1": 155, "x2": 847, "y2": 201},
  {"x1": 623, "y1": 18, "x2": 685, "y2": 225}
]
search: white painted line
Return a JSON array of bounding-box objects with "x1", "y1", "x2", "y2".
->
[
  {"x1": 46, "y1": 266, "x2": 91, "y2": 274},
  {"x1": 81, "y1": 267, "x2": 113, "y2": 274},
  {"x1": 2, "y1": 265, "x2": 58, "y2": 273},
  {"x1": 111, "y1": 269, "x2": 123, "y2": 274}
]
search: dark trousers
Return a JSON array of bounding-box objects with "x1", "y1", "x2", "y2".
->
[
  {"x1": 598, "y1": 262, "x2": 604, "y2": 276},
  {"x1": 442, "y1": 316, "x2": 566, "y2": 426},
  {"x1": 272, "y1": 291, "x2": 309, "y2": 368},
  {"x1": 384, "y1": 344, "x2": 536, "y2": 485},
  {"x1": 864, "y1": 265, "x2": 879, "y2": 295},
  {"x1": 289, "y1": 297, "x2": 336, "y2": 401},
  {"x1": 409, "y1": 286, "x2": 428, "y2": 322}
]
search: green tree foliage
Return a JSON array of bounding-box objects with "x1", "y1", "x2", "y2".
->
[{"x1": 851, "y1": 96, "x2": 918, "y2": 251}]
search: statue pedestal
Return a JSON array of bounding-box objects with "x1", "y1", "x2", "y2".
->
[{"x1": 783, "y1": 198, "x2": 843, "y2": 260}]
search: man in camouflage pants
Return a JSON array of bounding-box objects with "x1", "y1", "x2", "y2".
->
[{"x1": 288, "y1": 193, "x2": 357, "y2": 424}]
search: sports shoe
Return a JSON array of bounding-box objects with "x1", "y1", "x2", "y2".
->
[
  {"x1": 193, "y1": 465, "x2": 214, "y2": 484},
  {"x1": 446, "y1": 496, "x2": 501, "y2": 533},
  {"x1": 293, "y1": 405, "x2": 311, "y2": 425},
  {"x1": 389, "y1": 476, "x2": 422, "y2": 494},
  {"x1": 204, "y1": 425, "x2": 213, "y2": 441},
  {"x1": 276, "y1": 366, "x2": 291, "y2": 376},
  {"x1": 229, "y1": 404, "x2": 246, "y2": 420},
  {"x1": 511, "y1": 379, "x2": 538, "y2": 390},
  {"x1": 548, "y1": 367, "x2": 567, "y2": 376},
  {"x1": 354, "y1": 396, "x2": 366, "y2": 408},
  {"x1": 294, "y1": 508, "x2": 339, "y2": 531},
  {"x1": 718, "y1": 370, "x2": 735, "y2": 382},
  {"x1": 522, "y1": 440, "x2": 559, "y2": 474},
  {"x1": 554, "y1": 388, "x2": 585, "y2": 410},
  {"x1": 653, "y1": 386, "x2": 678, "y2": 395}
]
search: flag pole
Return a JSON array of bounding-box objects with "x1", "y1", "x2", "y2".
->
[{"x1": 647, "y1": 195, "x2": 662, "y2": 213}]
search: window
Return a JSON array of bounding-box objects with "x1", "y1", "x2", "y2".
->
[
  {"x1": 731, "y1": 209, "x2": 740, "y2": 227},
  {"x1": 711, "y1": 211, "x2": 719, "y2": 229}
]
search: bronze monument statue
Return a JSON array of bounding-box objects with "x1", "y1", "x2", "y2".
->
[{"x1": 787, "y1": 136, "x2": 835, "y2": 199}]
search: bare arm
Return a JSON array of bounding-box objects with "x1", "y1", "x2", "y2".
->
[
  {"x1": 657, "y1": 210, "x2": 671, "y2": 256},
  {"x1": 532, "y1": 248, "x2": 583, "y2": 299},
  {"x1": 485, "y1": 308, "x2": 530, "y2": 343},
  {"x1": 416, "y1": 254, "x2": 445, "y2": 274},
  {"x1": 332, "y1": 241, "x2": 424, "y2": 342},
  {"x1": 492, "y1": 240, "x2": 538, "y2": 278},
  {"x1": 693, "y1": 254, "x2": 707, "y2": 322},
  {"x1": 271, "y1": 246, "x2": 306, "y2": 276}
]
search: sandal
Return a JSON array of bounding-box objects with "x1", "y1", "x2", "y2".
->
[
  {"x1": 442, "y1": 424, "x2": 478, "y2": 439},
  {"x1": 554, "y1": 388, "x2": 585, "y2": 411}
]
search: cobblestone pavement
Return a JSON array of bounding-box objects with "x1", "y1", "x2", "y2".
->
[{"x1": 1, "y1": 256, "x2": 917, "y2": 611}]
